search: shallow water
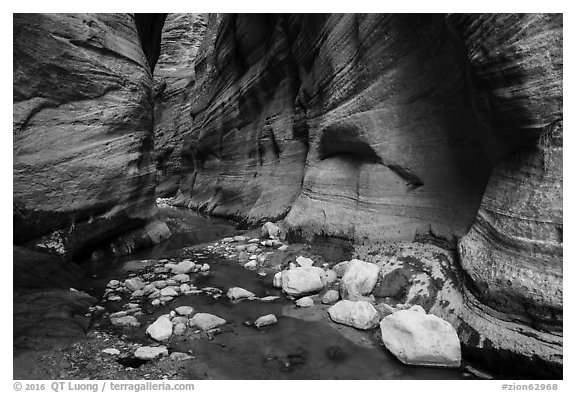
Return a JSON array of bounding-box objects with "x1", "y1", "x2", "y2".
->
[{"x1": 88, "y1": 206, "x2": 472, "y2": 380}]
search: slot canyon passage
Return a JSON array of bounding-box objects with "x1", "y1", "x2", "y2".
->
[{"x1": 12, "y1": 13, "x2": 563, "y2": 380}]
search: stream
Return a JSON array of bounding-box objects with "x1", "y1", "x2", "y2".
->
[{"x1": 77, "y1": 206, "x2": 473, "y2": 380}]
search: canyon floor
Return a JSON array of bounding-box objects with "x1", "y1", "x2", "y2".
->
[{"x1": 13, "y1": 204, "x2": 490, "y2": 380}]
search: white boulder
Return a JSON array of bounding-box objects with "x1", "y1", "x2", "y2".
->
[
  {"x1": 379, "y1": 306, "x2": 461, "y2": 368},
  {"x1": 175, "y1": 306, "x2": 195, "y2": 316},
  {"x1": 261, "y1": 222, "x2": 280, "y2": 239},
  {"x1": 254, "y1": 314, "x2": 278, "y2": 328},
  {"x1": 327, "y1": 300, "x2": 379, "y2": 330},
  {"x1": 340, "y1": 259, "x2": 380, "y2": 300},
  {"x1": 281, "y1": 266, "x2": 326, "y2": 297},
  {"x1": 171, "y1": 261, "x2": 196, "y2": 274},
  {"x1": 227, "y1": 287, "x2": 256, "y2": 300},
  {"x1": 146, "y1": 315, "x2": 173, "y2": 341},
  {"x1": 189, "y1": 313, "x2": 226, "y2": 331},
  {"x1": 295, "y1": 296, "x2": 315, "y2": 307},
  {"x1": 134, "y1": 346, "x2": 168, "y2": 360}
]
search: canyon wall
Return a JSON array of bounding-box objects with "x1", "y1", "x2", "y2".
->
[
  {"x1": 13, "y1": 13, "x2": 168, "y2": 260},
  {"x1": 153, "y1": 13, "x2": 207, "y2": 196},
  {"x1": 168, "y1": 13, "x2": 562, "y2": 375},
  {"x1": 175, "y1": 14, "x2": 496, "y2": 241}
]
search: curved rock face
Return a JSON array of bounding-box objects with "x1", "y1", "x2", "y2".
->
[
  {"x1": 450, "y1": 14, "x2": 563, "y2": 330},
  {"x1": 170, "y1": 13, "x2": 562, "y2": 376},
  {"x1": 153, "y1": 13, "x2": 207, "y2": 196},
  {"x1": 13, "y1": 13, "x2": 167, "y2": 260},
  {"x1": 176, "y1": 14, "x2": 493, "y2": 239}
]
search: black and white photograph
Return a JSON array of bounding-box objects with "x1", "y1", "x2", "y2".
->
[{"x1": 9, "y1": 2, "x2": 567, "y2": 389}]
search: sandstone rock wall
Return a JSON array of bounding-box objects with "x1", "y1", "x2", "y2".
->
[
  {"x1": 450, "y1": 13, "x2": 563, "y2": 332},
  {"x1": 153, "y1": 13, "x2": 207, "y2": 196},
  {"x1": 175, "y1": 14, "x2": 494, "y2": 241},
  {"x1": 171, "y1": 13, "x2": 562, "y2": 376},
  {"x1": 13, "y1": 13, "x2": 167, "y2": 260}
]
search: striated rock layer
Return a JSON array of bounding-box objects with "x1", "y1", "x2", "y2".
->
[
  {"x1": 13, "y1": 13, "x2": 169, "y2": 260},
  {"x1": 153, "y1": 13, "x2": 207, "y2": 196},
  {"x1": 175, "y1": 14, "x2": 494, "y2": 238},
  {"x1": 170, "y1": 13, "x2": 562, "y2": 376}
]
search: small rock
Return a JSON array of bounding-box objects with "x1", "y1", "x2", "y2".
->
[
  {"x1": 321, "y1": 290, "x2": 340, "y2": 305},
  {"x1": 244, "y1": 261, "x2": 257, "y2": 269},
  {"x1": 146, "y1": 315, "x2": 173, "y2": 341},
  {"x1": 200, "y1": 263, "x2": 210, "y2": 272},
  {"x1": 134, "y1": 346, "x2": 168, "y2": 360},
  {"x1": 180, "y1": 283, "x2": 192, "y2": 294},
  {"x1": 249, "y1": 255, "x2": 258, "y2": 260},
  {"x1": 160, "y1": 296, "x2": 174, "y2": 302},
  {"x1": 173, "y1": 323, "x2": 187, "y2": 336},
  {"x1": 324, "y1": 270, "x2": 337, "y2": 286},
  {"x1": 169, "y1": 352, "x2": 192, "y2": 361},
  {"x1": 273, "y1": 272, "x2": 282, "y2": 288},
  {"x1": 149, "y1": 290, "x2": 161, "y2": 299},
  {"x1": 332, "y1": 261, "x2": 351, "y2": 278},
  {"x1": 124, "y1": 278, "x2": 145, "y2": 292},
  {"x1": 110, "y1": 310, "x2": 127, "y2": 318},
  {"x1": 222, "y1": 237, "x2": 234, "y2": 243},
  {"x1": 227, "y1": 287, "x2": 256, "y2": 300},
  {"x1": 166, "y1": 279, "x2": 178, "y2": 286},
  {"x1": 340, "y1": 259, "x2": 380, "y2": 300},
  {"x1": 259, "y1": 296, "x2": 281, "y2": 302},
  {"x1": 264, "y1": 240, "x2": 274, "y2": 247},
  {"x1": 296, "y1": 297, "x2": 314, "y2": 307},
  {"x1": 261, "y1": 222, "x2": 280, "y2": 239},
  {"x1": 151, "y1": 299, "x2": 161, "y2": 306},
  {"x1": 254, "y1": 314, "x2": 278, "y2": 328},
  {"x1": 172, "y1": 274, "x2": 190, "y2": 283},
  {"x1": 189, "y1": 313, "x2": 226, "y2": 331},
  {"x1": 278, "y1": 245, "x2": 288, "y2": 251},
  {"x1": 296, "y1": 256, "x2": 314, "y2": 268},
  {"x1": 131, "y1": 289, "x2": 144, "y2": 298},
  {"x1": 257, "y1": 254, "x2": 267, "y2": 263},
  {"x1": 171, "y1": 261, "x2": 196, "y2": 275},
  {"x1": 248, "y1": 238, "x2": 260, "y2": 244},
  {"x1": 153, "y1": 280, "x2": 167, "y2": 289},
  {"x1": 107, "y1": 295, "x2": 122, "y2": 302},
  {"x1": 153, "y1": 267, "x2": 169, "y2": 274},
  {"x1": 102, "y1": 348, "x2": 120, "y2": 355},
  {"x1": 281, "y1": 266, "x2": 326, "y2": 296},
  {"x1": 142, "y1": 284, "x2": 157, "y2": 295},
  {"x1": 234, "y1": 235, "x2": 248, "y2": 242},
  {"x1": 238, "y1": 251, "x2": 249, "y2": 261},
  {"x1": 106, "y1": 279, "x2": 120, "y2": 288},
  {"x1": 160, "y1": 287, "x2": 178, "y2": 297},
  {"x1": 246, "y1": 245, "x2": 258, "y2": 253},
  {"x1": 172, "y1": 316, "x2": 189, "y2": 325},
  {"x1": 110, "y1": 315, "x2": 140, "y2": 328},
  {"x1": 236, "y1": 245, "x2": 247, "y2": 252},
  {"x1": 375, "y1": 302, "x2": 397, "y2": 318},
  {"x1": 327, "y1": 300, "x2": 379, "y2": 330},
  {"x1": 175, "y1": 306, "x2": 195, "y2": 316}
]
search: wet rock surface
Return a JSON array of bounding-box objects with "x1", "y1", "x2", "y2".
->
[{"x1": 13, "y1": 207, "x2": 474, "y2": 380}]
